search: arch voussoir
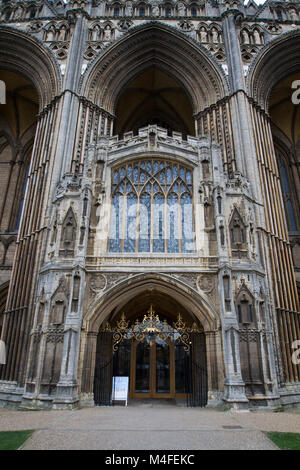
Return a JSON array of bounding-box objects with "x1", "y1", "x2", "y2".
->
[{"x1": 83, "y1": 273, "x2": 220, "y2": 333}]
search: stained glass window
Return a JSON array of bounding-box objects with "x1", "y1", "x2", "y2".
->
[
  {"x1": 277, "y1": 156, "x2": 297, "y2": 232},
  {"x1": 109, "y1": 159, "x2": 194, "y2": 253}
]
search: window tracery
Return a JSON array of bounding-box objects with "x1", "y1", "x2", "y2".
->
[
  {"x1": 109, "y1": 159, "x2": 194, "y2": 253},
  {"x1": 277, "y1": 154, "x2": 298, "y2": 232}
]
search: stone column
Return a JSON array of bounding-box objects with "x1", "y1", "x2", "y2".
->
[
  {"x1": 221, "y1": 8, "x2": 264, "y2": 208},
  {"x1": 218, "y1": 266, "x2": 248, "y2": 407}
]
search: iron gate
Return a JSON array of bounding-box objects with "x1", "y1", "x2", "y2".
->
[{"x1": 93, "y1": 330, "x2": 208, "y2": 407}]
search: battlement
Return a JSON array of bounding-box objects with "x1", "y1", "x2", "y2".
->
[{"x1": 106, "y1": 125, "x2": 208, "y2": 149}]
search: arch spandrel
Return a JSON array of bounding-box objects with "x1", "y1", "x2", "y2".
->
[
  {"x1": 0, "y1": 26, "x2": 62, "y2": 110},
  {"x1": 247, "y1": 29, "x2": 300, "y2": 111},
  {"x1": 83, "y1": 273, "x2": 220, "y2": 334},
  {"x1": 80, "y1": 22, "x2": 229, "y2": 115}
]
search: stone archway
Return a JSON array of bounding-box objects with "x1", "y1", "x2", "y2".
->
[
  {"x1": 79, "y1": 273, "x2": 223, "y2": 406},
  {"x1": 247, "y1": 29, "x2": 300, "y2": 112},
  {"x1": 80, "y1": 22, "x2": 229, "y2": 116},
  {"x1": 0, "y1": 26, "x2": 61, "y2": 110}
]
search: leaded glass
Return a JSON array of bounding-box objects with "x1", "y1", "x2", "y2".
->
[
  {"x1": 278, "y1": 156, "x2": 298, "y2": 232},
  {"x1": 109, "y1": 159, "x2": 194, "y2": 253}
]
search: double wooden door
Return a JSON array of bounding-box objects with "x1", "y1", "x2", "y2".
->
[{"x1": 130, "y1": 335, "x2": 186, "y2": 399}]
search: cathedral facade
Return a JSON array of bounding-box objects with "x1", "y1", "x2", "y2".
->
[{"x1": 0, "y1": 0, "x2": 299, "y2": 409}]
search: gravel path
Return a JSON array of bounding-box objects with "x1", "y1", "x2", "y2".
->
[{"x1": 0, "y1": 405, "x2": 299, "y2": 450}]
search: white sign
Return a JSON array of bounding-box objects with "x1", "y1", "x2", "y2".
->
[{"x1": 112, "y1": 376, "x2": 129, "y2": 406}]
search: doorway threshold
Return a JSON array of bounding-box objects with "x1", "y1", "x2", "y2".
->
[{"x1": 128, "y1": 398, "x2": 187, "y2": 407}]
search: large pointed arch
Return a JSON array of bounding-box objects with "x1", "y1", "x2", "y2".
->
[
  {"x1": 0, "y1": 26, "x2": 61, "y2": 110},
  {"x1": 247, "y1": 29, "x2": 300, "y2": 111},
  {"x1": 80, "y1": 22, "x2": 229, "y2": 116},
  {"x1": 80, "y1": 272, "x2": 222, "y2": 401},
  {"x1": 83, "y1": 272, "x2": 220, "y2": 333}
]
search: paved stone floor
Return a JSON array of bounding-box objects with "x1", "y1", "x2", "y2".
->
[{"x1": 0, "y1": 403, "x2": 299, "y2": 450}]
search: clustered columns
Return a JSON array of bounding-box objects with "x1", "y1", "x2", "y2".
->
[
  {"x1": 250, "y1": 105, "x2": 300, "y2": 384},
  {"x1": 0, "y1": 102, "x2": 59, "y2": 387}
]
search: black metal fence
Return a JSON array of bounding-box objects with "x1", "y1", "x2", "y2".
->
[{"x1": 93, "y1": 332, "x2": 208, "y2": 407}]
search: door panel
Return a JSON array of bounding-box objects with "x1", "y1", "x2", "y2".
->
[
  {"x1": 130, "y1": 335, "x2": 185, "y2": 399},
  {"x1": 155, "y1": 337, "x2": 170, "y2": 394}
]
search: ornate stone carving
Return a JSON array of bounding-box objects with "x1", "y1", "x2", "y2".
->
[
  {"x1": 197, "y1": 274, "x2": 215, "y2": 294},
  {"x1": 239, "y1": 328, "x2": 259, "y2": 342},
  {"x1": 104, "y1": 273, "x2": 132, "y2": 290},
  {"x1": 84, "y1": 43, "x2": 103, "y2": 60},
  {"x1": 46, "y1": 328, "x2": 64, "y2": 343},
  {"x1": 88, "y1": 273, "x2": 107, "y2": 294},
  {"x1": 55, "y1": 175, "x2": 82, "y2": 200},
  {"x1": 125, "y1": 1, "x2": 133, "y2": 17},
  {"x1": 171, "y1": 273, "x2": 199, "y2": 290},
  {"x1": 178, "y1": 20, "x2": 194, "y2": 32},
  {"x1": 117, "y1": 19, "x2": 133, "y2": 32},
  {"x1": 27, "y1": 21, "x2": 43, "y2": 33},
  {"x1": 266, "y1": 22, "x2": 282, "y2": 34}
]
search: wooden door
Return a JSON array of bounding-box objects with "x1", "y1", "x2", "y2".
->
[{"x1": 130, "y1": 335, "x2": 186, "y2": 399}]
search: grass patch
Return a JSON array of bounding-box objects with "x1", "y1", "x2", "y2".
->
[
  {"x1": 266, "y1": 432, "x2": 300, "y2": 450},
  {"x1": 0, "y1": 430, "x2": 34, "y2": 450}
]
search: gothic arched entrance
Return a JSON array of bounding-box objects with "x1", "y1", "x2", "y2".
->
[{"x1": 93, "y1": 305, "x2": 207, "y2": 406}]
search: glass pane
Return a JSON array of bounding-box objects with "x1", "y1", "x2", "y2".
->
[
  {"x1": 139, "y1": 193, "x2": 151, "y2": 252},
  {"x1": 156, "y1": 337, "x2": 170, "y2": 393},
  {"x1": 181, "y1": 193, "x2": 194, "y2": 253},
  {"x1": 109, "y1": 194, "x2": 122, "y2": 252},
  {"x1": 135, "y1": 339, "x2": 150, "y2": 393},
  {"x1": 167, "y1": 193, "x2": 179, "y2": 252},
  {"x1": 153, "y1": 194, "x2": 165, "y2": 252},
  {"x1": 175, "y1": 343, "x2": 186, "y2": 393},
  {"x1": 286, "y1": 199, "x2": 297, "y2": 231},
  {"x1": 124, "y1": 193, "x2": 137, "y2": 252}
]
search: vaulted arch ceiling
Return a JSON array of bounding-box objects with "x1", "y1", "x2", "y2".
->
[
  {"x1": 269, "y1": 73, "x2": 300, "y2": 147},
  {"x1": 115, "y1": 66, "x2": 195, "y2": 137},
  {"x1": 0, "y1": 27, "x2": 61, "y2": 110},
  {"x1": 247, "y1": 30, "x2": 300, "y2": 112},
  {"x1": 0, "y1": 70, "x2": 38, "y2": 139},
  {"x1": 81, "y1": 22, "x2": 228, "y2": 116}
]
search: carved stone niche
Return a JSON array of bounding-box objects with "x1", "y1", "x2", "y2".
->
[
  {"x1": 229, "y1": 208, "x2": 248, "y2": 259},
  {"x1": 59, "y1": 207, "x2": 77, "y2": 258},
  {"x1": 50, "y1": 278, "x2": 68, "y2": 325}
]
